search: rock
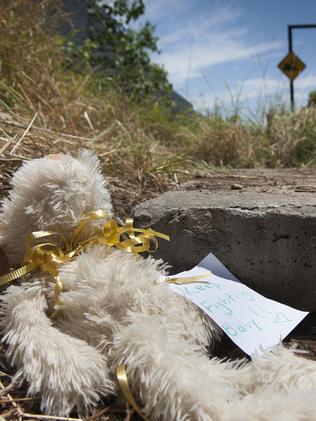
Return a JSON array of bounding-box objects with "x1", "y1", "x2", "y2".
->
[
  {"x1": 134, "y1": 189, "x2": 316, "y2": 311},
  {"x1": 231, "y1": 183, "x2": 243, "y2": 190}
]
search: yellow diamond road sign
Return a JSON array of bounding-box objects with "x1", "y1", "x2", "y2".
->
[{"x1": 278, "y1": 51, "x2": 306, "y2": 81}]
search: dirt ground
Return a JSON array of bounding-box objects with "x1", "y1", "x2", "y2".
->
[{"x1": 179, "y1": 167, "x2": 316, "y2": 194}]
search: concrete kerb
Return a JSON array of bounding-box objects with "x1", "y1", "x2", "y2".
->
[{"x1": 133, "y1": 190, "x2": 316, "y2": 311}]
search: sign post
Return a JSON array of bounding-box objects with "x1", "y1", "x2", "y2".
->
[{"x1": 278, "y1": 24, "x2": 316, "y2": 111}]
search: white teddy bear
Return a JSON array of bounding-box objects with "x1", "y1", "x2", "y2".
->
[{"x1": 0, "y1": 151, "x2": 315, "y2": 420}]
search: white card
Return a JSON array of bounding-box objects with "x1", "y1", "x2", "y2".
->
[{"x1": 164, "y1": 253, "x2": 308, "y2": 356}]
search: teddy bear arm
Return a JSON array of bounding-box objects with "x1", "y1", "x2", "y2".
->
[
  {"x1": 111, "y1": 313, "x2": 242, "y2": 421},
  {"x1": 112, "y1": 313, "x2": 316, "y2": 420},
  {"x1": 0, "y1": 285, "x2": 115, "y2": 416}
]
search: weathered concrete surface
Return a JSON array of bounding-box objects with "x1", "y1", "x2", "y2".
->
[{"x1": 134, "y1": 175, "x2": 316, "y2": 311}]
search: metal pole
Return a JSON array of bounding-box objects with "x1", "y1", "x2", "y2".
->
[
  {"x1": 290, "y1": 80, "x2": 294, "y2": 111},
  {"x1": 288, "y1": 26, "x2": 295, "y2": 111},
  {"x1": 288, "y1": 25, "x2": 293, "y2": 52},
  {"x1": 287, "y1": 24, "x2": 316, "y2": 111}
]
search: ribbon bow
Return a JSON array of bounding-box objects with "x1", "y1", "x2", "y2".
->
[{"x1": 0, "y1": 210, "x2": 169, "y2": 317}]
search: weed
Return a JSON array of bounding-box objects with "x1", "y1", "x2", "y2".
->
[{"x1": 0, "y1": 0, "x2": 315, "y2": 199}]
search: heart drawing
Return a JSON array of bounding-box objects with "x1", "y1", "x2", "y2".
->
[{"x1": 273, "y1": 312, "x2": 291, "y2": 323}]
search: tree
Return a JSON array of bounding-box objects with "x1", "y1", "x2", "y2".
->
[
  {"x1": 86, "y1": 0, "x2": 172, "y2": 101},
  {"x1": 307, "y1": 90, "x2": 316, "y2": 107}
]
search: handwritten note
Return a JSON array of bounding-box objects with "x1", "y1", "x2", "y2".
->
[{"x1": 163, "y1": 252, "x2": 308, "y2": 356}]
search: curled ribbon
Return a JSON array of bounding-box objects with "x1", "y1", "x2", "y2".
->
[
  {"x1": 0, "y1": 210, "x2": 169, "y2": 317},
  {"x1": 116, "y1": 365, "x2": 149, "y2": 421},
  {"x1": 69, "y1": 210, "x2": 169, "y2": 255},
  {"x1": 165, "y1": 273, "x2": 212, "y2": 284}
]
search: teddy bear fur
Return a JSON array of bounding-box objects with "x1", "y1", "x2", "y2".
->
[{"x1": 0, "y1": 151, "x2": 316, "y2": 420}]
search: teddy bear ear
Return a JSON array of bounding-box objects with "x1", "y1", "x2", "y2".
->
[
  {"x1": 76, "y1": 149, "x2": 113, "y2": 215},
  {"x1": 77, "y1": 150, "x2": 103, "y2": 175}
]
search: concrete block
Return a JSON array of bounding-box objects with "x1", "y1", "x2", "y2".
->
[{"x1": 134, "y1": 189, "x2": 316, "y2": 311}]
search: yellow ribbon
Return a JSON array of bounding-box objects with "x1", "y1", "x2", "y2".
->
[
  {"x1": 0, "y1": 210, "x2": 170, "y2": 316},
  {"x1": 116, "y1": 365, "x2": 149, "y2": 421},
  {"x1": 165, "y1": 273, "x2": 212, "y2": 284},
  {"x1": 115, "y1": 273, "x2": 213, "y2": 418},
  {"x1": 69, "y1": 210, "x2": 169, "y2": 254}
]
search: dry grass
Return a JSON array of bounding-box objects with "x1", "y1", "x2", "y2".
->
[
  {"x1": 265, "y1": 107, "x2": 316, "y2": 167},
  {"x1": 0, "y1": 352, "x2": 131, "y2": 420},
  {"x1": 0, "y1": 1, "x2": 315, "y2": 192},
  {"x1": 0, "y1": 0, "x2": 198, "y2": 188}
]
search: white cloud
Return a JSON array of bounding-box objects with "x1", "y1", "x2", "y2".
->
[
  {"x1": 146, "y1": 4, "x2": 284, "y2": 86},
  {"x1": 295, "y1": 74, "x2": 316, "y2": 89},
  {"x1": 191, "y1": 73, "x2": 316, "y2": 112},
  {"x1": 157, "y1": 5, "x2": 242, "y2": 46},
  {"x1": 155, "y1": 37, "x2": 283, "y2": 85},
  {"x1": 239, "y1": 74, "x2": 316, "y2": 100},
  {"x1": 238, "y1": 78, "x2": 285, "y2": 97},
  {"x1": 142, "y1": 0, "x2": 193, "y2": 23}
]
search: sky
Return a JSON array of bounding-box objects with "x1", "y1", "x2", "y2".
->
[{"x1": 135, "y1": 0, "x2": 316, "y2": 115}]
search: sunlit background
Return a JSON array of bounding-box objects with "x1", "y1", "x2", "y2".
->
[{"x1": 134, "y1": 0, "x2": 316, "y2": 114}]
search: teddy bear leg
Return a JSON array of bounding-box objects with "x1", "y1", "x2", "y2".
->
[
  {"x1": 248, "y1": 344, "x2": 316, "y2": 391},
  {"x1": 216, "y1": 345, "x2": 316, "y2": 420},
  {"x1": 111, "y1": 313, "x2": 243, "y2": 421},
  {"x1": 0, "y1": 284, "x2": 115, "y2": 416},
  {"x1": 223, "y1": 387, "x2": 316, "y2": 420},
  {"x1": 203, "y1": 344, "x2": 316, "y2": 399}
]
